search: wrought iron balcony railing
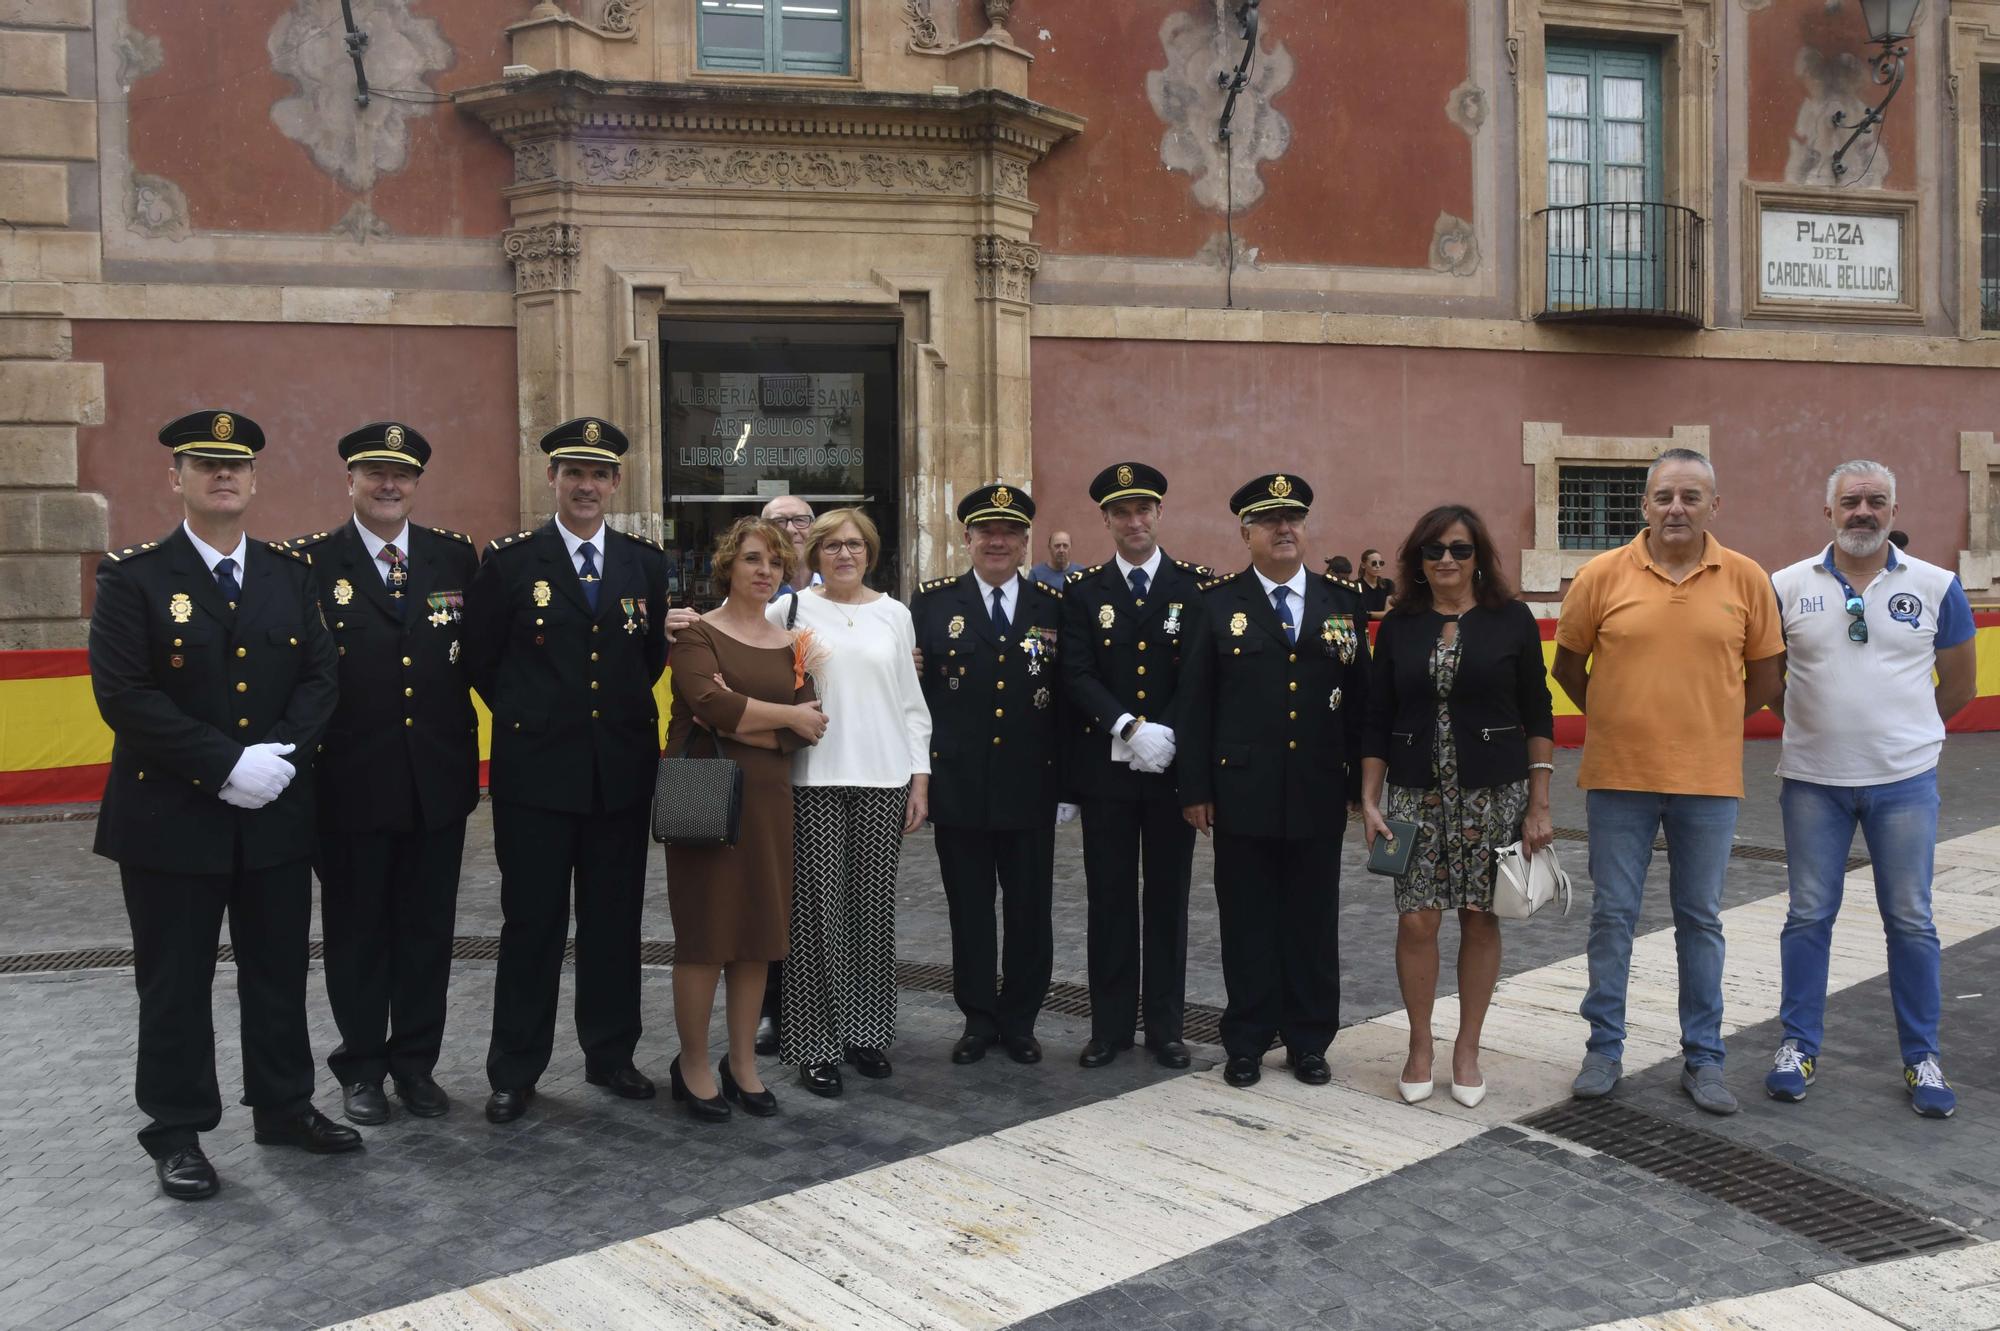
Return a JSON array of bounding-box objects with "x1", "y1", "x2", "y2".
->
[{"x1": 1532, "y1": 201, "x2": 1705, "y2": 329}]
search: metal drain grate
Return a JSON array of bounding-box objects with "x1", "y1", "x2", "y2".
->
[
  {"x1": 1551, "y1": 827, "x2": 1867, "y2": 872},
  {"x1": 1521, "y1": 1098, "x2": 1972, "y2": 1263},
  {"x1": 0, "y1": 937, "x2": 1233, "y2": 1045}
]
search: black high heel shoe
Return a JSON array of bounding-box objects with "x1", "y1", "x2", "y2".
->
[
  {"x1": 670, "y1": 1056, "x2": 729, "y2": 1122},
  {"x1": 718, "y1": 1057, "x2": 778, "y2": 1118}
]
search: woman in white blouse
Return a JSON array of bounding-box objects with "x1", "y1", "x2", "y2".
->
[{"x1": 765, "y1": 508, "x2": 931, "y2": 1097}]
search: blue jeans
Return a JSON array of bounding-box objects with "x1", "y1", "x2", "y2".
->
[
  {"x1": 1582, "y1": 791, "x2": 1739, "y2": 1068},
  {"x1": 1778, "y1": 770, "x2": 1942, "y2": 1066}
]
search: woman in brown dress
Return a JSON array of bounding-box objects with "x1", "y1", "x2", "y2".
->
[{"x1": 665, "y1": 518, "x2": 827, "y2": 1120}]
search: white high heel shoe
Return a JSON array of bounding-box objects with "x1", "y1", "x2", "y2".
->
[
  {"x1": 1450, "y1": 1080, "x2": 1487, "y2": 1108},
  {"x1": 1397, "y1": 1076, "x2": 1434, "y2": 1104}
]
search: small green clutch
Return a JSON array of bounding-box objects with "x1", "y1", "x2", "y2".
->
[{"x1": 1366, "y1": 818, "x2": 1420, "y2": 878}]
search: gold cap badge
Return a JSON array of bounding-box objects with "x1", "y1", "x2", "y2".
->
[
  {"x1": 1269, "y1": 474, "x2": 1292, "y2": 499},
  {"x1": 212, "y1": 413, "x2": 235, "y2": 442},
  {"x1": 385, "y1": 425, "x2": 405, "y2": 451},
  {"x1": 992, "y1": 486, "x2": 1013, "y2": 509},
  {"x1": 583, "y1": 420, "x2": 602, "y2": 445},
  {"x1": 1116, "y1": 464, "x2": 1134, "y2": 488}
]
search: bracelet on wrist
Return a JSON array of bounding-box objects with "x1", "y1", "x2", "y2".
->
[{"x1": 1527, "y1": 761, "x2": 1555, "y2": 773}]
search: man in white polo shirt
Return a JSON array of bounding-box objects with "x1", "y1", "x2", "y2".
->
[{"x1": 1767, "y1": 460, "x2": 1978, "y2": 1118}]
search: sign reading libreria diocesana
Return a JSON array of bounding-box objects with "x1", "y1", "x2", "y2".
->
[{"x1": 1758, "y1": 207, "x2": 1902, "y2": 304}]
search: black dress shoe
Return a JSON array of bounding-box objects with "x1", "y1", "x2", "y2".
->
[
  {"x1": 1078, "y1": 1039, "x2": 1119, "y2": 1069},
  {"x1": 1291, "y1": 1051, "x2": 1332, "y2": 1085},
  {"x1": 1003, "y1": 1035, "x2": 1043, "y2": 1065},
  {"x1": 393, "y1": 1074, "x2": 450, "y2": 1118},
  {"x1": 485, "y1": 1087, "x2": 534, "y2": 1124},
  {"x1": 800, "y1": 1062, "x2": 844, "y2": 1098},
  {"x1": 844, "y1": 1045, "x2": 892, "y2": 1080},
  {"x1": 754, "y1": 1014, "x2": 779, "y2": 1056},
  {"x1": 669, "y1": 1056, "x2": 730, "y2": 1122},
  {"x1": 950, "y1": 1033, "x2": 995, "y2": 1065},
  {"x1": 718, "y1": 1058, "x2": 778, "y2": 1117},
  {"x1": 1224, "y1": 1055, "x2": 1262, "y2": 1087},
  {"x1": 1149, "y1": 1040, "x2": 1192, "y2": 1069},
  {"x1": 154, "y1": 1144, "x2": 219, "y2": 1201},
  {"x1": 585, "y1": 1064, "x2": 657, "y2": 1100},
  {"x1": 253, "y1": 1106, "x2": 363, "y2": 1153},
  {"x1": 341, "y1": 1081, "x2": 389, "y2": 1126}
]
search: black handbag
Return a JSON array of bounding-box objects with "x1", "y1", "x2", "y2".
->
[{"x1": 650, "y1": 725, "x2": 744, "y2": 846}]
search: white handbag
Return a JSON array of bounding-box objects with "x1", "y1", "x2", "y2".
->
[{"x1": 1492, "y1": 840, "x2": 1571, "y2": 920}]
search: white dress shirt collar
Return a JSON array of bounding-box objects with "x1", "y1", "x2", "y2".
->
[
  {"x1": 973, "y1": 570, "x2": 1019, "y2": 624},
  {"x1": 182, "y1": 521, "x2": 246, "y2": 576},
  {"x1": 556, "y1": 517, "x2": 607, "y2": 577},
  {"x1": 1113, "y1": 547, "x2": 1164, "y2": 586},
  {"x1": 1253, "y1": 564, "x2": 1307, "y2": 602}
]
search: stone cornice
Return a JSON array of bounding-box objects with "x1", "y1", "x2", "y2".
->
[{"x1": 456, "y1": 72, "x2": 1085, "y2": 158}]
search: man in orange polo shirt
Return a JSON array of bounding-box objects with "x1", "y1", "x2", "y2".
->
[{"x1": 1552, "y1": 448, "x2": 1785, "y2": 1116}]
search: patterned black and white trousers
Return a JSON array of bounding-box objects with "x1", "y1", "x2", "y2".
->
[{"x1": 781, "y1": 784, "x2": 909, "y2": 1066}]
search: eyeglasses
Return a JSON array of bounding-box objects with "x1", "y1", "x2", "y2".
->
[
  {"x1": 1845, "y1": 594, "x2": 1868, "y2": 644},
  {"x1": 820, "y1": 539, "x2": 868, "y2": 555},
  {"x1": 1419, "y1": 541, "x2": 1477, "y2": 562},
  {"x1": 1366, "y1": 558, "x2": 1386, "y2": 567},
  {"x1": 772, "y1": 514, "x2": 814, "y2": 529}
]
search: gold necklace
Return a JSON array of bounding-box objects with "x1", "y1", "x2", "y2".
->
[{"x1": 818, "y1": 591, "x2": 859, "y2": 627}]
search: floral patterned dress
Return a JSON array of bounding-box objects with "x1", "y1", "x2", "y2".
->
[{"x1": 1384, "y1": 625, "x2": 1530, "y2": 914}]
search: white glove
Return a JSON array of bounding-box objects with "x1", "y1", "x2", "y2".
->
[
  {"x1": 1055, "y1": 802, "x2": 1079, "y2": 826},
  {"x1": 1127, "y1": 722, "x2": 1177, "y2": 774},
  {"x1": 222, "y1": 742, "x2": 297, "y2": 807}
]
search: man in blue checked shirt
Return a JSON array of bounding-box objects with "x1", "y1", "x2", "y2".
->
[{"x1": 1767, "y1": 460, "x2": 1979, "y2": 1118}]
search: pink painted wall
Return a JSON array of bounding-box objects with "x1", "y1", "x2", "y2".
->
[{"x1": 1028, "y1": 339, "x2": 1977, "y2": 586}]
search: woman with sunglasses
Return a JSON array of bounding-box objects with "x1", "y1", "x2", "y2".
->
[
  {"x1": 1359, "y1": 506, "x2": 1555, "y2": 1108},
  {"x1": 1357, "y1": 547, "x2": 1395, "y2": 617}
]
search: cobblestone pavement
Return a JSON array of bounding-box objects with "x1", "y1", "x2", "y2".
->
[{"x1": 0, "y1": 737, "x2": 1995, "y2": 1331}]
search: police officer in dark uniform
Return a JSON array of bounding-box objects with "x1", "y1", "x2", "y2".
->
[
  {"x1": 88, "y1": 410, "x2": 357, "y2": 1201},
  {"x1": 1177, "y1": 473, "x2": 1371, "y2": 1089},
  {"x1": 287, "y1": 423, "x2": 478, "y2": 1125},
  {"x1": 1059, "y1": 462, "x2": 1208, "y2": 1070},
  {"x1": 461, "y1": 417, "x2": 670, "y2": 1124},
  {"x1": 912, "y1": 483, "x2": 1067, "y2": 1065}
]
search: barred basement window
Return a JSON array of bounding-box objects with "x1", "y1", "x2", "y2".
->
[
  {"x1": 1981, "y1": 70, "x2": 2000, "y2": 331},
  {"x1": 699, "y1": 0, "x2": 850, "y2": 76},
  {"x1": 1558, "y1": 465, "x2": 1646, "y2": 550}
]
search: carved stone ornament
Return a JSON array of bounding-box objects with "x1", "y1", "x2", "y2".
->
[
  {"x1": 114, "y1": 22, "x2": 164, "y2": 89},
  {"x1": 1148, "y1": 2, "x2": 1295, "y2": 214},
  {"x1": 127, "y1": 173, "x2": 191, "y2": 240},
  {"x1": 1428, "y1": 212, "x2": 1480, "y2": 277},
  {"x1": 514, "y1": 142, "x2": 557, "y2": 183},
  {"x1": 1446, "y1": 78, "x2": 1488, "y2": 137},
  {"x1": 267, "y1": 0, "x2": 453, "y2": 193},
  {"x1": 973, "y1": 234, "x2": 1041, "y2": 302},
  {"x1": 903, "y1": 0, "x2": 945, "y2": 50},
  {"x1": 503, "y1": 222, "x2": 584, "y2": 294},
  {"x1": 601, "y1": 0, "x2": 640, "y2": 33},
  {"x1": 571, "y1": 143, "x2": 984, "y2": 195},
  {"x1": 984, "y1": 0, "x2": 1014, "y2": 35},
  {"x1": 994, "y1": 157, "x2": 1030, "y2": 199}
]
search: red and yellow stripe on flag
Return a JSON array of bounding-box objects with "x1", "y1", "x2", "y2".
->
[
  {"x1": 0, "y1": 649, "x2": 678, "y2": 807},
  {"x1": 3, "y1": 619, "x2": 1994, "y2": 807}
]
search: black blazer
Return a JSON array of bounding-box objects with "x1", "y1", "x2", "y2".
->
[
  {"x1": 89, "y1": 526, "x2": 338, "y2": 874},
  {"x1": 912, "y1": 571, "x2": 1066, "y2": 830},
  {"x1": 1360, "y1": 601, "x2": 1554, "y2": 791},
  {"x1": 1057, "y1": 551, "x2": 1209, "y2": 802},
  {"x1": 290, "y1": 520, "x2": 481, "y2": 833},
  {"x1": 1176, "y1": 568, "x2": 1371, "y2": 839},
  {"x1": 461, "y1": 520, "x2": 670, "y2": 815}
]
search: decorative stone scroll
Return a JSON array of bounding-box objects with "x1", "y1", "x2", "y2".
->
[
  {"x1": 503, "y1": 222, "x2": 584, "y2": 294},
  {"x1": 994, "y1": 157, "x2": 1030, "y2": 199},
  {"x1": 973, "y1": 234, "x2": 1040, "y2": 302},
  {"x1": 568, "y1": 143, "x2": 985, "y2": 196},
  {"x1": 902, "y1": 0, "x2": 945, "y2": 50},
  {"x1": 514, "y1": 142, "x2": 557, "y2": 183}
]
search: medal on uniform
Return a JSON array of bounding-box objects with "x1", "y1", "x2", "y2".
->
[
  {"x1": 1229, "y1": 611, "x2": 1247, "y2": 636},
  {"x1": 948, "y1": 677, "x2": 959, "y2": 690},
  {"x1": 1098, "y1": 604, "x2": 1115, "y2": 630},
  {"x1": 1033, "y1": 687, "x2": 1051, "y2": 710},
  {"x1": 1020, "y1": 625, "x2": 1055, "y2": 676},
  {"x1": 532, "y1": 579, "x2": 552, "y2": 608},
  {"x1": 449, "y1": 639, "x2": 460, "y2": 664},
  {"x1": 332, "y1": 579, "x2": 353, "y2": 607},
  {"x1": 948, "y1": 614, "x2": 965, "y2": 640},
  {"x1": 1325, "y1": 614, "x2": 1357, "y2": 663},
  {"x1": 621, "y1": 598, "x2": 640, "y2": 634},
  {"x1": 1329, "y1": 687, "x2": 1343, "y2": 712},
  {"x1": 169, "y1": 592, "x2": 192, "y2": 624},
  {"x1": 1162, "y1": 603, "x2": 1183, "y2": 636}
]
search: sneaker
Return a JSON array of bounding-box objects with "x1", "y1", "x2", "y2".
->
[
  {"x1": 1680, "y1": 1063, "x2": 1739, "y2": 1116},
  {"x1": 1905, "y1": 1058, "x2": 1956, "y2": 1119},
  {"x1": 1764, "y1": 1040, "x2": 1815, "y2": 1103}
]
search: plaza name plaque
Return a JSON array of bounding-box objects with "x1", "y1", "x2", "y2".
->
[{"x1": 1758, "y1": 207, "x2": 1902, "y2": 304}]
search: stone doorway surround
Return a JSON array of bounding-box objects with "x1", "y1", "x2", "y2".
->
[{"x1": 456, "y1": 3, "x2": 1082, "y2": 587}]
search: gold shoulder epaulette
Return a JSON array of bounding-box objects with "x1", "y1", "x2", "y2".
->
[
  {"x1": 1072, "y1": 563, "x2": 1102, "y2": 582},
  {"x1": 267, "y1": 540, "x2": 311, "y2": 564},
  {"x1": 104, "y1": 540, "x2": 162, "y2": 563},
  {"x1": 429, "y1": 526, "x2": 473, "y2": 545},
  {"x1": 919, "y1": 574, "x2": 955, "y2": 594},
  {"x1": 1323, "y1": 573, "x2": 1363, "y2": 594},
  {"x1": 285, "y1": 531, "x2": 332, "y2": 552},
  {"x1": 613, "y1": 527, "x2": 661, "y2": 551},
  {"x1": 486, "y1": 529, "x2": 535, "y2": 554},
  {"x1": 1175, "y1": 558, "x2": 1212, "y2": 577},
  {"x1": 1199, "y1": 570, "x2": 1240, "y2": 592}
]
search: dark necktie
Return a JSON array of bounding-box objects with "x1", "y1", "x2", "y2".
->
[
  {"x1": 214, "y1": 557, "x2": 239, "y2": 609},
  {"x1": 381, "y1": 543, "x2": 407, "y2": 619},
  {"x1": 1128, "y1": 566, "x2": 1149, "y2": 602},
  {"x1": 579, "y1": 541, "x2": 601, "y2": 612},
  {"x1": 989, "y1": 585, "x2": 1009, "y2": 636},
  {"x1": 1273, "y1": 585, "x2": 1297, "y2": 645}
]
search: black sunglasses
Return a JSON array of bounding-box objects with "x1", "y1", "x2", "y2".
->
[
  {"x1": 1845, "y1": 594, "x2": 1868, "y2": 644},
  {"x1": 1419, "y1": 541, "x2": 1477, "y2": 561}
]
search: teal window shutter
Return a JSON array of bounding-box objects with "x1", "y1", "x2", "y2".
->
[
  {"x1": 699, "y1": 1, "x2": 851, "y2": 76},
  {"x1": 1544, "y1": 42, "x2": 1664, "y2": 312}
]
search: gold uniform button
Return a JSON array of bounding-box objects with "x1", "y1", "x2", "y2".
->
[
  {"x1": 997, "y1": 654, "x2": 1006, "y2": 663},
  {"x1": 1232, "y1": 647, "x2": 1241, "y2": 656},
  {"x1": 1289, "y1": 710, "x2": 1297, "y2": 720},
  {"x1": 1103, "y1": 638, "x2": 1111, "y2": 647},
  {"x1": 592, "y1": 624, "x2": 601, "y2": 633},
  {"x1": 172, "y1": 637, "x2": 183, "y2": 647},
  {"x1": 1220, "y1": 757, "x2": 1229, "y2": 767},
  {"x1": 136, "y1": 771, "x2": 145, "y2": 781},
  {"x1": 235, "y1": 682, "x2": 247, "y2": 693},
  {"x1": 335, "y1": 621, "x2": 343, "y2": 629},
  {"x1": 590, "y1": 680, "x2": 600, "y2": 690},
  {"x1": 535, "y1": 617, "x2": 544, "y2": 626},
  {"x1": 405, "y1": 718, "x2": 414, "y2": 728},
  {"x1": 339, "y1": 646, "x2": 346, "y2": 656},
  {"x1": 1288, "y1": 681, "x2": 1298, "y2": 692},
  {"x1": 192, "y1": 779, "x2": 201, "y2": 787},
  {"x1": 403, "y1": 687, "x2": 414, "y2": 698},
  {"x1": 1288, "y1": 740, "x2": 1297, "y2": 750},
  {"x1": 289, "y1": 637, "x2": 298, "y2": 646},
  {"x1": 992, "y1": 736, "x2": 1003, "y2": 746},
  {"x1": 994, "y1": 707, "x2": 1004, "y2": 718},
  {"x1": 1136, "y1": 690, "x2": 1147, "y2": 700},
  {"x1": 235, "y1": 647, "x2": 247, "y2": 658},
  {"x1": 996, "y1": 681, "x2": 1006, "y2": 691},
  {"x1": 592, "y1": 709, "x2": 600, "y2": 719},
  {"x1": 1289, "y1": 653, "x2": 1297, "y2": 663},
  {"x1": 237, "y1": 718, "x2": 249, "y2": 728},
  {"x1": 1136, "y1": 665, "x2": 1147, "y2": 676},
  {"x1": 590, "y1": 652, "x2": 600, "y2": 662},
  {"x1": 402, "y1": 656, "x2": 412, "y2": 667},
  {"x1": 512, "y1": 722, "x2": 521, "y2": 731}
]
